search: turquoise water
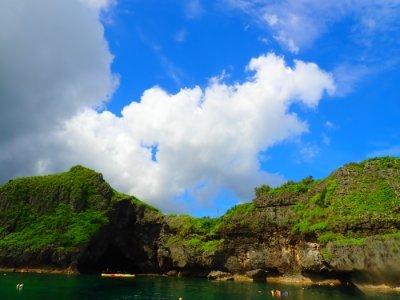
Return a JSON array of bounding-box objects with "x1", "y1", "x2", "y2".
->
[{"x1": 0, "y1": 273, "x2": 399, "y2": 299}]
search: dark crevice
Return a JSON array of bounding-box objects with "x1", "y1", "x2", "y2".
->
[
  {"x1": 75, "y1": 200, "x2": 163, "y2": 275},
  {"x1": 77, "y1": 244, "x2": 139, "y2": 274}
]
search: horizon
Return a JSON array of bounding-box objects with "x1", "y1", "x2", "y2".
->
[{"x1": 1, "y1": 0, "x2": 399, "y2": 217}]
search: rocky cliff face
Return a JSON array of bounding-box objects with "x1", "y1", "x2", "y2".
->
[
  {"x1": 0, "y1": 158, "x2": 399, "y2": 286},
  {"x1": 77, "y1": 199, "x2": 164, "y2": 274}
]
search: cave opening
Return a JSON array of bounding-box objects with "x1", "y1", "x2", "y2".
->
[{"x1": 78, "y1": 244, "x2": 139, "y2": 274}]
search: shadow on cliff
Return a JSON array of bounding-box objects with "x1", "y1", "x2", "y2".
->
[{"x1": 76, "y1": 199, "x2": 163, "y2": 274}]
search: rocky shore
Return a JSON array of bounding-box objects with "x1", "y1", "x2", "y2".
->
[{"x1": 0, "y1": 157, "x2": 399, "y2": 288}]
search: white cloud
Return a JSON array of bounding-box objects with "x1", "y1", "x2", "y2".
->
[
  {"x1": 0, "y1": 0, "x2": 117, "y2": 179},
  {"x1": 224, "y1": 0, "x2": 400, "y2": 53},
  {"x1": 0, "y1": 1, "x2": 335, "y2": 214},
  {"x1": 225, "y1": 0, "x2": 346, "y2": 52},
  {"x1": 80, "y1": 0, "x2": 116, "y2": 11},
  {"x1": 264, "y1": 14, "x2": 278, "y2": 26},
  {"x1": 299, "y1": 143, "x2": 319, "y2": 162},
  {"x1": 257, "y1": 36, "x2": 269, "y2": 45},
  {"x1": 273, "y1": 34, "x2": 299, "y2": 54},
  {"x1": 332, "y1": 63, "x2": 369, "y2": 96},
  {"x1": 325, "y1": 121, "x2": 335, "y2": 129},
  {"x1": 50, "y1": 53, "x2": 334, "y2": 212}
]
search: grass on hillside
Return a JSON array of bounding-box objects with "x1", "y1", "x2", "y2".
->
[
  {"x1": 0, "y1": 166, "x2": 161, "y2": 254},
  {"x1": 251, "y1": 157, "x2": 400, "y2": 245},
  {"x1": 164, "y1": 202, "x2": 257, "y2": 254},
  {"x1": 1, "y1": 157, "x2": 399, "y2": 256}
]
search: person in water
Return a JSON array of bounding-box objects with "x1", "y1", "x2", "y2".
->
[{"x1": 271, "y1": 289, "x2": 289, "y2": 298}]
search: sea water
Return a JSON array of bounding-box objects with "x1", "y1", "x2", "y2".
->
[{"x1": 0, "y1": 273, "x2": 399, "y2": 299}]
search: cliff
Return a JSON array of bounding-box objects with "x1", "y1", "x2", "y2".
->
[
  {"x1": 0, "y1": 165, "x2": 161, "y2": 272},
  {"x1": 0, "y1": 157, "x2": 399, "y2": 286}
]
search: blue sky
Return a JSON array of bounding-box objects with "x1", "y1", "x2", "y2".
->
[
  {"x1": 105, "y1": 0, "x2": 400, "y2": 171},
  {"x1": 1, "y1": 0, "x2": 399, "y2": 217}
]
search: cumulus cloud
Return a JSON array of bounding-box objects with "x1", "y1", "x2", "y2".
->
[
  {"x1": 49, "y1": 53, "x2": 334, "y2": 212},
  {"x1": 0, "y1": 1, "x2": 335, "y2": 214},
  {"x1": 0, "y1": 0, "x2": 117, "y2": 179}
]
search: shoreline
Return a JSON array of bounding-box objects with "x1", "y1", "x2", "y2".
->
[
  {"x1": 355, "y1": 284, "x2": 400, "y2": 293},
  {"x1": 2, "y1": 268, "x2": 399, "y2": 292},
  {"x1": 0, "y1": 267, "x2": 78, "y2": 275}
]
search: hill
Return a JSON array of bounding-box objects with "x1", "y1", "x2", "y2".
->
[
  {"x1": 0, "y1": 157, "x2": 399, "y2": 285},
  {"x1": 0, "y1": 165, "x2": 160, "y2": 271}
]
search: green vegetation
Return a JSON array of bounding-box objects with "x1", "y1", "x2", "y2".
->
[
  {"x1": 166, "y1": 234, "x2": 225, "y2": 254},
  {"x1": 318, "y1": 232, "x2": 366, "y2": 246},
  {"x1": 0, "y1": 204, "x2": 107, "y2": 252},
  {"x1": 0, "y1": 165, "x2": 113, "y2": 216},
  {"x1": 0, "y1": 165, "x2": 159, "y2": 254},
  {"x1": 0, "y1": 156, "x2": 399, "y2": 261},
  {"x1": 254, "y1": 184, "x2": 271, "y2": 197},
  {"x1": 112, "y1": 189, "x2": 161, "y2": 215},
  {"x1": 253, "y1": 157, "x2": 400, "y2": 244},
  {"x1": 255, "y1": 176, "x2": 315, "y2": 198},
  {"x1": 216, "y1": 202, "x2": 260, "y2": 231},
  {"x1": 290, "y1": 157, "x2": 400, "y2": 243},
  {"x1": 321, "y1": 248, "x2": 333, "y2": 261},
  {"x1": 224, "y1": 202, "x2": 256, "y2": 218},
  {"x1": 382, "y1": 232, "x2": 400, "y2": 240},
  {"x1": 165, "y1": 202, "x2": 258, "y2": 254},
  {"x1": 165, "y1": 214, "x2": 224, "y2": 253}
]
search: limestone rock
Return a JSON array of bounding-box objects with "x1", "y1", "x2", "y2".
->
[
  {"x1": 245, "y1": 269, "x2": 268, "y2": 281},
  {"x1": 207, "y1": 270, "x2": 234, "y2": 281},
  {"x1": 166, "y1": 270, "x2": 178, "y2": 277}
]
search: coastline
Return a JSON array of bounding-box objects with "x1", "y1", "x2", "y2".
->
[
  {"x1": 2, "y1": 268, "x2": 399, "y2": 292},
  {"x1": 355, "y1": 284, "x2": 400, "y2": 293},
  {"x1": 233, "y1": 274, "x2": 342, "y2": 286},
  {"x1": 0, "y1": 267, "x2": 78, "y2": 275},
  {"x1": 266, "y1": 275, "x2": 341, "y2": 286}
]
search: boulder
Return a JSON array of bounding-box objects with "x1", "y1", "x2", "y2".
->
[
  {"x1": 245, "y1": 269, "x2": 268, "y2": 281},
  {"x1": 207, "y1": 270, "x2": 234, "y2": 281},
  {"x1": 166, "y1": 270, "x2": 178, "y2": 277}
]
